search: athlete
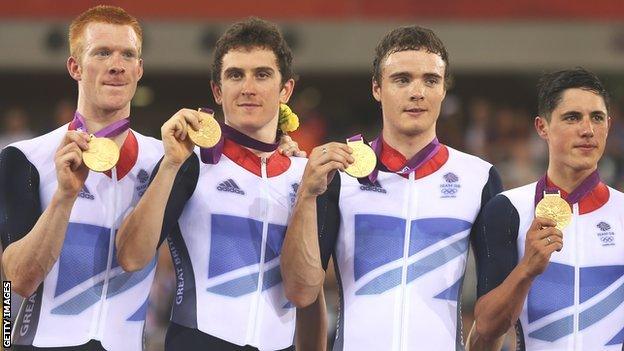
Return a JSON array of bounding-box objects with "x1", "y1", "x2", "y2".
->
[
  {"x1": 0, "y1": 6, "x2": 162, "y2": 351},
  {"x1": 469, "y1": 68, "x2": 624, "y2": 350},
  {"x1": 280, "y1": 25, "x2": 502, "y2": 350},
  {"x1": 115, "y1": 18, "x2": 322, "y2": 351}
]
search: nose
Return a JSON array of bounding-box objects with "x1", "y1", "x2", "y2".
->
[
  {"x1": 580, "y1": 117, "x2": 595, "y2": 138},
  {"x1": 241, "y1": 76, "x2": 256, "y2": 96},
  {"x1": 108, "y1": 54, "x2": 126, "y2": 75},
  {"x1": 409, "y1": 81, "x2": 425, "y2": 101}
]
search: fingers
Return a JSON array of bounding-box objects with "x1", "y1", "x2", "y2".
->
[
  {"x1": 56, "y1": 142, "x2": 84, "y2": 171},
  {"x1": 311, "y1": 143, "x2": 354, "y2": 166},
  {"x1": 163, "y1": 109, "x2": 202, "y2": 141},
  {"x1": 59, "y1": 131, "x2": 90, "y2": 151},
  {"x1": 535, "y1": 226, "x2": 563, "y2": 240},
  {"x1": 531, "y1": 216, "x2": 557, "y2": 231}
]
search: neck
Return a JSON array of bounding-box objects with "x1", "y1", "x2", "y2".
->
[
  {"x1": 224, "y1": 117, "x2": 278, "y2": 158},
  {"x1": 546, "y1": 163, "x2": 597, "y2": 194},
  {"x1": 382, "y1": 127, "x2": 437, "y2": 160},
  {"x1": 76, "y1": 100, "x2": 130, "y2": 147}
]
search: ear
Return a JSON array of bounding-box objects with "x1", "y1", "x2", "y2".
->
[
  {"x1": 137, "y1": 58, "x2": 144, "y2": 81},
  {"x1": 279, "y1": 79, "x2": 295, "y2": 104},
  {"x1": 67, "y1": 56, "x2": 82, "y2": 82},
  {"x1": 534, "y1": 116, "x2": 549, "y2": 140},
  {"x1": 372, "y1": 78, "x2": 382, "y2": 103},
  {"x1": 210, "y1": 81, "x2": 223, "y2": 105}
]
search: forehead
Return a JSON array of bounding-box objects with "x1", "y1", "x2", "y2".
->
[
  {"x1": 554, "y1": 88, "x2": 607, "y2": 113},
  {"x1": 221, "y1": 47, "x2": 279, "y2": 71},
  {"x1": 381, "y1": 49, "x2": 445, "y2": 77},
  {"x1": 82, "y1": 22, "x2": 140, "y2": 51}
]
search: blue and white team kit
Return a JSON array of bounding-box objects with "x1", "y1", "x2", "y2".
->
[
  {"x1": 316, "y1": 137, "x2": 502, "y2": 351},
  {"x1": 159, "y1": 138, "x2": 305, "y2": 350},
  {"x1": 0, "y1": 123, "x2": 163, "y2": 350},
  {"x1": 475, "y1": 171, "x2": 624, "y2": 350}
]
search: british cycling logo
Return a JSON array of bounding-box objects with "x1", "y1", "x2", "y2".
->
[
  {"x1": 440, "y1": 172, "x2": 460, "y2": 198},
  {"x1": 596, "y1": 221, "x2": 615, "y2": 247}
]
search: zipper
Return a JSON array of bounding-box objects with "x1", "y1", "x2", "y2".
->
[
  {"x1": 397, "y1": 172, "x2": 415, "y2": 351},
  {"x1": 93, "y1": 168, "x2": 118, "y2": 339},
  {"x1": 572, "y1": 203, "x2": 579, "y2": 351},
  {"x1": 247, "y1": 157, "x2": 270, "y2": 344}
]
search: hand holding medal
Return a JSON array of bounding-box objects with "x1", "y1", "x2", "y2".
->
[
  {"x1": 71, "y1": 112, "x2": 129, "y2": 173},
  {"x1": 187, "y1": 108, "x2": 222, "y2": 148}
]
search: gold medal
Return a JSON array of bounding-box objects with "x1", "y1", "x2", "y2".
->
[
  {"x1": 187, "y1": 109, "x2": 221, "y2": 148},
  {"x1": 344, "y1": 139, "x2": 377, "y2": 178},
  {"x1": 535, "y1": 191, "x2": 572, "y2": 230},
  {"x1": 82, "y1": 135, "x2": 120, "y2": 172}
]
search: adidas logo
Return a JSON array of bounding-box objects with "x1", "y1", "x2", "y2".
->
[
  {"x1": 359, "y1": 181, "x2": 387, "y2": 194},
  {"x1": 78, "y1": 185, "x2": 95, "y2": 200},
  {"x1": 217, "y1": 179, "x2": 245, "y2": 195}
]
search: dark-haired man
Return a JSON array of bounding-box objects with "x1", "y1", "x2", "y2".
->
[
  {"x1": 469, "y1": 68, "x2": 624, "y2": 350},
  {"x1": 280, "y1": 25, "x2": 502, "y2": 350},
  {"x1": 115, "y1": 18, "x2": 317, "y2": 351}
]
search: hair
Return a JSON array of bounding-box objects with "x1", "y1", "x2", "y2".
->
[
  {"x1": 69, "y1": 5, "x2": 143, "y2": 60},
  {"x1": 537, "y1": 68, "x2": 610, "y2": 120},
  {"x1": 211, "y1": 17, "x2": 294, "y2": 86},
  {"x1": 373, "y1": 25, "x2": 450, "y2": 87}
]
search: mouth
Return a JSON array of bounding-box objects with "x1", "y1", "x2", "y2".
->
[
  {"x1": 404, "y1": 107, "x2": 428, "y2": 115},
  {"x1": 574, "y1": 144, "x2": 598, "y2": 151},
  {"x1": 238, "y1": 103, "x2": 261, "y2": 107},
  {"x1": 103, "y1": 82, "x2": 127, "y2": 87}
]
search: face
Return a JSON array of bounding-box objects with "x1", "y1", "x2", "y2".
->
[
  {"x1": 67, "y1": 22, "x2": 143, "y2": 113},
  {"x1": 211, "y1": 47, "x2": 294, "y2": 133},
  {"x1": 535, "y1": 88, "x2": 610, "y2": 173},
  {"x1": 372, "y1": 49, "x2": 446, "y2": 139}
]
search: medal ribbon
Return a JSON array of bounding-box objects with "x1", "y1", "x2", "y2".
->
[
  {"x1": 534, "y1": 170, "x2": 601, "y2": 207},
  {"x1": 363, "y1": 134, "x2": 440, "y2": 184},
  {"x1": 199, "y1": 108, "x2": 279, "y2": 164},
  {"x1": 71, "y1": 111, "x2": 130, "y2": 138}
]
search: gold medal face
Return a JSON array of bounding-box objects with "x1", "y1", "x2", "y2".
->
[
  {"x1": 82, "y1": 136, "x2": 120, "y2": 172},
  {"x1": 535, "y1": 192, "x2": 572, "y2": 230},
  {"x1": 187, "y1": 110, "x2": 221, "y2": 148},
  {"x1": 344, "y1": 140, "x2": 377, "y2": 178}
]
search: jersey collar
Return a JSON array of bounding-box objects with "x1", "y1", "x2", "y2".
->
[
  {"x1": 222, "y1": 138, "x2": 291, "y2": 178},
  {"x1": 379, "y1": 138, "x2": 449, "y2": 180}
]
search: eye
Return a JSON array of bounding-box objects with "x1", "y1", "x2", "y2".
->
[
  {"x1": 563, "y1": 114, "x2": 579, "y2": 121},
  {"x1": 122, "y1": 51, "x2": 136, "y2": 59},
  {"x1": 95, "y1": 49, "x2": 111, "y2": 57},
  {"x1": 227, "y1": 71, "x2": 243, "y2": 80},
  {"x1": 425, "y1": 77, "x2": 440, "y2": 86},
  {"x1": 394, "y1": 76, "x2": 409, "y2": 84},
  {"x1": 592, "y1": 114, "x2": 605, "y2": 122},
  {"x1": 257, "y1": 71, "x2": 271, "y2": 79}
]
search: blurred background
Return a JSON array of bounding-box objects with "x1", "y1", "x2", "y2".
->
[{"x1": 2, "y1": 1, "x2": 624, "y2": 350}]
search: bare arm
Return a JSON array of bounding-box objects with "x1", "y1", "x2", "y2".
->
[
  {"x1": 469, "y1": 216, "x2": 562, "y2": 349},
  {"x1": 281, "y1": 142, "x2": 352, "y2": 308},
  {"x1": 1, "y1": 132, "x2": 90, "y2": 297},
  {"x1": 116, "y1": 109, "x2": 200, "y2": 272},
  {"x1": 296, "y1": 288, "x2": 328, "y2": 351}
]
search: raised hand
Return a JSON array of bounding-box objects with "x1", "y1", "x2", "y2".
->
[
  {"x1": 161, "y1": 108, "x2": 202, "y2": 168},
  {"x1": 298, "y1": 142, "x2": 354, "y2": 197},
  {"x1": 55, "y1": 131, "x2": 90, "y2": 199}
]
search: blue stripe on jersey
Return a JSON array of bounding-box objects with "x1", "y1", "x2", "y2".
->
[
  {"x1": 354, "y1": 214, "x2": 405, "y2": 281},
  {"x1": 409, "y1": 217, "x2": 472, "y2": 255},
  {"x1": 127, "y1": 298, "x2": 148, "y2": 321},
  {"x1": 209, "y1": 214, "x2": 263, "y2": 278},
  {"x1": 207, "y1": 272, "x2": 259, "y2": 297},
  {"x1": 580, "y1": 265, "x2": 624, "y2": 303},
  {"x1": 354, "y1": 216, "x2": 471, "y2": 295},
  {"x1": 55, "y1": 222, "x2": 110, "y2": 297},
  {"x1": 579, "y1": 280, "x2": 624, "y2": 330},
  {"x1": 528, "y1": 262, "x2": 574, "y2": 323},
  {"x1": 434, "y1": 277, "x2": 463, "y2": 301},
  {"x1": 355, "y1": 236, "x2": 469, "y2": 295},
  {"x1": 51, "y1": 258, "x2": 155, "y2": 315},
  {"x1": 606, "y1": 326, "x2": 624, "y2": 346},
  {"x1": 208, "y1": 214, "x2": 287, "y2": 278},
  {"x1": 528, "y1": 315, "x2": 573, "y2": 342}
]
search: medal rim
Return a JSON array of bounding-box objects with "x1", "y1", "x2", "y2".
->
[
  {"x1": 535, "y1": 194, "x2": 572, "y2": 230},
  {"x1": 188, "y1": 112, "x2": 222, "y2": 148}
]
